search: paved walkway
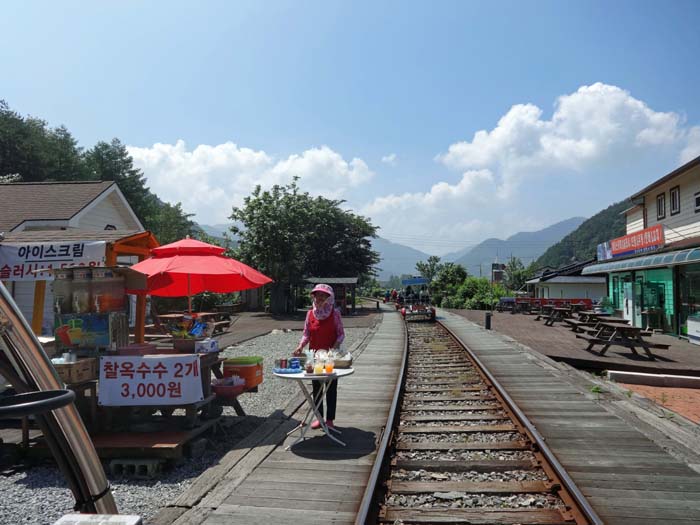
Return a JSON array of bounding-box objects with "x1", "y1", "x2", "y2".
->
[
  {"x1": 441, "y1": 309, "x2": 700, "y2": 525},
  {"x1": 453, "y1": 309, "x2": 700, "y2": 376},
  {"x1": 152, "y1": 304, "x2": 404, "y2": 525}
]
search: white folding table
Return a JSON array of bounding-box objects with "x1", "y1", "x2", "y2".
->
[{"x1": 273, "y1": 367, "x2": 354, "y2": 449}]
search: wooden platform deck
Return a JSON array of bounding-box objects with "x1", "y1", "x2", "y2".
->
[
  {"x1": 453, "y1": 309, "x2": 700, "y2": 376},
  {"x1": 151, "y1": 306, "x2": 405, "y2": 525},
  {"x1": 441, "y1": 310, "x2": 700, "y2": 525}
]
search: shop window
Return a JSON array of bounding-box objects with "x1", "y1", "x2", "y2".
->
[
  {"x1": 656, "y1": 193, "x2": 665, "y2": 220},
  {"x1": 670, "y1": 186, "x2": 680, "y2": 215},
  {"x1": 695, "y1": 191, "x2": 700, "y2": 213}
]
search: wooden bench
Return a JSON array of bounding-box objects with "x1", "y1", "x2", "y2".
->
[
  {"x1": 577, "y1": 324, "x2": 669, "y2": 360},
  {"x1": 211, "y1": 320, "x2": 231, "y2": 334},
  {"x1": 563, "y1": 319, "x2": 596, "y2": 333},
  {"x1": 575, "y1": 333, "x2": 604, "y2": 344}
]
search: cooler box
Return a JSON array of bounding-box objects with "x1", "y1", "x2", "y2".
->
[
  {"x1": 223, "y1": 356, "x2": 263, "y2": 389},
  {"x1": 195, "y1": 338, "x2": 219, "y2": 353}
]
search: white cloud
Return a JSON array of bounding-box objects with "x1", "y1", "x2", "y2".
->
[
  {"x1": 365, "y1": 82, "x2": 700, "y2": 254},
  {"x1": 127, "y1": 141, "x2": 374, "y2": 224},
  {"x1": 128, "y1": 83, "x2": 700, "y2": 257},
  {"x1": 381, "y1": 153, "x2": 397, "y2": 166},
  {"x1": 681, "y1": 127, "x2": 700, "y2": 164}
]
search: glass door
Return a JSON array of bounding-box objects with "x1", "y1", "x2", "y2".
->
[{"x1": 633, "y1": 275, "x2": 644, "y2": 328}]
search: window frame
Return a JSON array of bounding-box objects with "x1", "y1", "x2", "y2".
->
[
  {"x1": 656, "y1": 193, "x2": 666, "y2": 220},
  {"x1": 670, "y1": 185, "x2": 681, "y2": 216},
  {"x1": 695, "y1": 191, "x2": 700, "y2": 213}
]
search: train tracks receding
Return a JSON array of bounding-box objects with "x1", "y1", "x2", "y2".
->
[{"x1": 362, "y1": 320, "x2": 601, "y2": 525}]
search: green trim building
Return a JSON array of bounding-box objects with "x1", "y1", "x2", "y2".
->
[{"x1": 583, "y1": 154, "x2": 700, "y2": 338}]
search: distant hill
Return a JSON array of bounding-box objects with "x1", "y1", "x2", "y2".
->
[
  {"x1": 442, "y1": 245, "x2": 472, "y2": 263},
  {"x1": 453, "y1": 217, "x2": 586, "y2": 275},
  {"x1": 372, "y1": 237, "x2": 432, "y2": 281},
  {"x1": 199, "y1": 223, "x2": 233, "y2": 238},
  {"x1": 195, "y1": 223, "x2": 238, "y2": 248},
  {"x1": 536, "y1": 201, "x2": 628, "y2": 269}
]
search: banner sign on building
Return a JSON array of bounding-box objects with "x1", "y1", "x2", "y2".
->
[
  {"x1": 597, "y1": 224, "x2": 665, "y2": 261},
  {"x1": 0, "y1": 241, "x2": 106, "y2": 281},
  {"x1": 98, "y1": 355, "x2": 204, "y2": 406}
]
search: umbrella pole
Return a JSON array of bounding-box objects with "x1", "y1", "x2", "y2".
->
[{"x1": 187, "y1": 275, "x2": 192, "y2": 314}]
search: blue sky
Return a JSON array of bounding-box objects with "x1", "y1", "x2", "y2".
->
[{"x1": 3, "y1": 1, "x2": 700, "y2": 254}]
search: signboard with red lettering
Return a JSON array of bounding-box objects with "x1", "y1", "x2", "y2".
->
[
  {"x1": 0, "y1": 241, "x2": 106, "y2": 281},
  {"x1": 98, "y1": 355, "x2": 204, "y2": 406},
  {"x1": 596, "y1": 224, "x2": 665, "y2": 261}
]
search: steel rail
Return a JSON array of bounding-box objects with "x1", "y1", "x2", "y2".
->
[
  {"x1": 438, "y1": 319, "x2": 604, "y2": 525},
  {"x1": 354, "y1": 312, "x2": 408, "y2": 525}
]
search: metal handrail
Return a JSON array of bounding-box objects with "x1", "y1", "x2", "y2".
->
[{"x1": 0, "y1": 389, "x2": 75, "y2": 418}]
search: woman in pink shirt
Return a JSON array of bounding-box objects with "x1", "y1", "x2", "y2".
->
[{"x1": 293, "y1": 283, "x2": 345, "y2": 429}]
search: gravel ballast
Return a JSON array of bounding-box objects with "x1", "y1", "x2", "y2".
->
[{"x1": 0, "y1": 326, "x2": 373, "y2": 525}]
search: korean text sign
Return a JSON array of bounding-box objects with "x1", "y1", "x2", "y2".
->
[
  {"x1": 596, "y1": 224, "x2": 665, "y2": 261},
  {"x1": 98, "y1": 355, "x2": 204, "y2": 406},
  {"x1": 0, "y1": 241, "x2": 106, "y2": 281}
]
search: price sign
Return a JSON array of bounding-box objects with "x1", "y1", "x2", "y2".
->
[{"x1": 98, "y1": 355, "x2": 204, "y2": 406}]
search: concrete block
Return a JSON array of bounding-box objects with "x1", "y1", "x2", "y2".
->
[
  {"x1": 109, "y1": 458, "x2": 164, "y2": 479},
  {"x1": 607, "y1": 370, "x2": 700, "y2": 389},
  {"x1": 185, "y1": 437, "x2": 208, "y2": 458}
]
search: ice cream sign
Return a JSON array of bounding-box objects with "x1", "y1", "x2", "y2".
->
[
  {"x1": 0, "y1": 241, "x2": 106, "y2": 281},
  {"x1": 597, "y1": 224, "x2": 665, "y2": 261}
]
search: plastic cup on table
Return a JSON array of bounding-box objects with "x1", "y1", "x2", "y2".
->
[{"x1": 325, "y1": 360, "x2": 334, "y2": 374}]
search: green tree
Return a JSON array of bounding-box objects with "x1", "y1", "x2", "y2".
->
[
  {"x1": 455, "y1": 276, "x2": 507, "y2": 309},
  {"x1": 0, "y1": 100, "x2": 84, "y2": 182},
  {"x1": 83, "y1": 139, "x2": 156, "y2": 223},
  {"x1": 431, "y1": 262, "x2": 468, "y2": 305},
  {"x1": 504, "y1": 256, "x2": 528, "y2": 291},
  {"x1": 230, "y1": 179, "x2": 379, "y2": 314},
  {"x1": 145, "y1": 202, "x2": 195, "y2": 245},
  {"x1": 415, "y1": 255, "x2": 442, "y2": 282}
]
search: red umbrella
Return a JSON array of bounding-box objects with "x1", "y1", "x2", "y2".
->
[{"x1": 129, "y1": 237, "x2": 272, "y2": 312}]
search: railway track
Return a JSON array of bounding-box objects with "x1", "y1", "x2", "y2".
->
[{"x1": 359, "y1": 319, "x2": 602, "y2": 525}]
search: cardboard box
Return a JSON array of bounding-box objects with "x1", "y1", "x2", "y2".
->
[{"x1": 54, "y1": 358, "x2": 98, "y2": 384}]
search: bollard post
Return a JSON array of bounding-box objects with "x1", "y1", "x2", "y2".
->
[
  {"x1": 485, "y1": 311, "x2": 492, "y2": 330},
  {"x1": 376, "y1": 301, "x2": 380, "y2": 310}
]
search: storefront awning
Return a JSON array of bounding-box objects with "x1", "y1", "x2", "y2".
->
[{"x1": 582, "y1": 247, "x2": 700, "y2": 275}]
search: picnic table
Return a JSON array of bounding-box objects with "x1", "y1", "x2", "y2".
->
[
  {"x1": 514, "y1": 300, "x2": 532, "y2": 314},
  {"x1": 543, "y1": 306, "x2": 573, "y2": 326},
  {"x1": 577, "y1": 310, "x2": 611, "y2": 322},
  {"x1": 534, "y1": 304, "x2": 556, "y2": 321},
  {"x1": 575, "y1": 321, "x2": 669, "y2": 360}
]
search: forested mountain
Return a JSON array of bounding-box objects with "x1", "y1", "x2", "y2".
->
[
  {"x1": 0, "y1": 100, "x2": 195, "y2": 244},
  {"x1": 535, "y1": 201, "x2": 628, "y2": 269},
  {"x1": 373, "y1": 237, "x2": 431, "y2": 281},
  {"x1": 452, "y1": 217, "x2": 586, "y2": 275}
]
